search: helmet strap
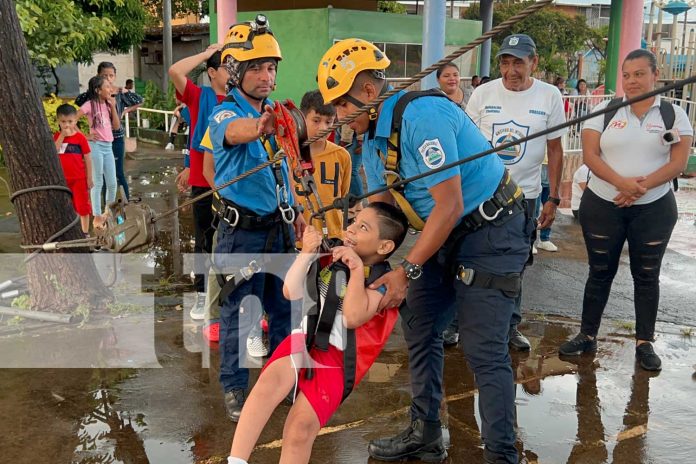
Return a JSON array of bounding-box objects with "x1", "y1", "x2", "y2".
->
[{"x1": 341, "y1": 79, "x2": 387, "y2": 139}]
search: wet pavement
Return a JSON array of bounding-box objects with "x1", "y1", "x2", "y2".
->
[{"x1": 0, "y1": 146, "x2": 695, "y2": 463}]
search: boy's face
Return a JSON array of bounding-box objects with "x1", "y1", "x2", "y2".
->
[
  {"x1": 343, "y1": 207, "x2": 394, "y2": 261},
  {"x1": 304, "y1": 109, "x2": 335, "y2": 141},
  {"x1": 58, "y1": 114, "x2": 77, "y2": 134}
]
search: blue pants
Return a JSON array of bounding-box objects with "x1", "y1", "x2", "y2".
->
[
  {"x1": 89, "y1": 140, "x2": 117, "y2": 216},
  {"x1": 214, "y1": 221, "x2": 294, "y2": 392},
  {"x1": 402, "y1": 211, "x2": 530, "y2": 462},
  {"x1": 536, "y1": 164, "x2": 551, "y2": 242},
  {"x1": 112, "y1": 136, "x2": 129, "y2": 199}
]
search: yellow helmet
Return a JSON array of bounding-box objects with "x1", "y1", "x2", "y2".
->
[
  {"x1": 317, "y1": 38, "x2": 390, "y2": 103},
  {"x1": 222, "y1": 14, "x2": 282, "y2": 64}
]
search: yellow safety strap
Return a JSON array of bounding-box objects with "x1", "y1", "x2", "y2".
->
[{"x1": 379, "y1": 133, "x2": 426, "y2": 231}]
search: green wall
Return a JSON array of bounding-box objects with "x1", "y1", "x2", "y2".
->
[
  {"x1": 237, "y1": 10, "x2": 330, "y2": 102},
  {"x1": 328, "y1": 9, "x2": 480, "y2": 45},
  {"x1": 212, "y1": 8, "x2": 482, "y2": 102}
]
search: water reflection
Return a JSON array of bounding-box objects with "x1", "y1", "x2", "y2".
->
[{"x1": 73, "y1": 387, "x2": 149, "y2": 464}]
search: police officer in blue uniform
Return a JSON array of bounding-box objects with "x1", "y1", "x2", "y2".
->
[
  {"x1": 206, "y1": 16, "x2": 305, "y2": 422},
  {"x1": 318, "y1": 40, "x2": 531, "y2": 463}
]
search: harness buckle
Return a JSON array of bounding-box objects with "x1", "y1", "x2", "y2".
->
[
  {"x1": 382, "y1": 169, "x2": 402, "y2": 183},
  {"x1": 240, "y1": 260, "x2": 261, "y2": 280},
  {"x1": 456, "y1": 266, "x2": 475, "y2": 286},
  {"x1": 224, "y1": 205, "x2": 240, "y2": 227},
  {"x1": 478, "y1": 200, "x2": 503, "y2": 222},
  {"x1": 276, "y1": 185, "x2": 296, "y2": 224}
]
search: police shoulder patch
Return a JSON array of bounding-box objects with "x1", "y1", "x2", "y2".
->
[
  {"x1": 213, "y1": 109, "x2": 237, "y2": 124},
  {"x1": 418, "y1": 139, "x2": 446, "y2": 169}
]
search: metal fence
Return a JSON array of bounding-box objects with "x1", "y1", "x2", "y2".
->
[{"x1": 124, "y1": 107, "x2": 176, "y2": 138}]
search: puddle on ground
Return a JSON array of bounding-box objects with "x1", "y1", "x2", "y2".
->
[{"x1": 1, "y1": 156, "x2": 696, "y2": 463}]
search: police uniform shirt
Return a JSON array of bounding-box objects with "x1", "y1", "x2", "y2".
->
[
  {"x1": 363, "y1": 91, "x2": 505, "y2": 220},
  {"x1": 583, "y1": 96, "x2": 693, "y2": 205},
  {"x1": 466, "y1": 78, "x2": 567, "y2": 199},
  {"x1": 207, "y1": 87, "x2": 294, "y2": 216}
]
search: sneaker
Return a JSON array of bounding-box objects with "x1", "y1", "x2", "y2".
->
[
  {"x1": 246, "y1": 335, "x2": 269, "y2": 358},
  {"x1": 635, "y1": 343, "x2": 662, "y2": 371},
  {"x1": 189, "y1": 292, "x2": 207, "y2": 320},
  {"x1": 559, "y1": 333, "x2": 597, "y2": 356},
  {"x1": 532, "y1": 244, "x2": 538, "y2": 255},
  {"x1": 537, "y1": 240, "x2": 558, "y2": 252},
  {"x1": 165, "y1": 142, "x2": 175, "y2": 150}
]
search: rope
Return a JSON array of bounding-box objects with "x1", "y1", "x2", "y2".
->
[
  {"x1": 152, "y1": 0, "x2": 554, "y2": 223},
  {"x1": 9, "y1": 185, "x2": 86, "y2": 260},
  {"x1": 315, "y1": 74, "x2": 696, "y2": 216},
  {"x1": 303, "y1": 0, "x2": 554, "y2": 146}
]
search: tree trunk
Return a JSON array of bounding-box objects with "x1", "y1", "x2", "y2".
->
[{"x1": 0, "y1": 0, "x2": 111, "y2": 313}]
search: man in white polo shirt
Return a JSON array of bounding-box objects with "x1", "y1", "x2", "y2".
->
[{"x1": 465, "y1": 34, "x2": 566, "y2": 351}]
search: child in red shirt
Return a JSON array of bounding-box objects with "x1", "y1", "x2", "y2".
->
[
  {"x1": 53, "y1": 104, "x2": 93, "y2": 235},
  {"x1": 228, "y1": 203, "x2": 409, "y2": 464}
]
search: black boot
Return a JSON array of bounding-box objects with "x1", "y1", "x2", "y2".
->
[
  {"x1": 224, "y1": 388, "x2": 247, "y2": 422},
  {"x1": 368, "y1": 418, "x2": 447, "y2": 462}
]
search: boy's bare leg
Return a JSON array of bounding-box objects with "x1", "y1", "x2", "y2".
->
[
  {"x1": 80, "y1": 215, "x2": 90, "y2": 234},
  {"x1": 279, "y1": 391, "x2": 321, "y2": 464},
  {"x1": 230, "y1": 355, "x2": 296, "y2": 460}
]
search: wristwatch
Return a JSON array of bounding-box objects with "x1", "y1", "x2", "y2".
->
[
  {"x1": 547, "y1": 196, "x2": 561, "y2": 206},
  {"x1": 400, "y1": 259, "x2": 423, "y2": 280}
]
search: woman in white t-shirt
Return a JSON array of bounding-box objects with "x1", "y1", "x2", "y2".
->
[
  {"x1": 559, "y1": 50, "x2": 693, "y2": 371},
  {"x1": 436, "y1": 62, "x2": 466, "y2": 108}
]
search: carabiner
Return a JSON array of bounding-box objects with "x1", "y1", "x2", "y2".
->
[{"x1": 478, "y1": 201, "x2": 503, "y2": 222}]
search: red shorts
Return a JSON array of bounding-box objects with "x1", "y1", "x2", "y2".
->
[
  {"x1": 66, "y1": 177, "x2": 91, "y2": 216},
  {"x1": 264, "y1": 332, "x2": 344, "y2": 427}
]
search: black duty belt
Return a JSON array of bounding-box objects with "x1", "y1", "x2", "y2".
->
[
  {"x1": 456, "y1": 266, "x2": 521, "y2": 298},
  {"x1": 212, "y1": 192, "x2": 285, "y2": 230},
  {"x1": 457, "y1": 171, "x2": 525, "y2": 235}
]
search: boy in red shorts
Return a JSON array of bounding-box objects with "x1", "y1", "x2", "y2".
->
[
  {"x1": 53, "y1": 104, "x2": 93, "y2": 235},
  {"x1": 228, "y1": 202, "x2": 408, "y2": 464}
]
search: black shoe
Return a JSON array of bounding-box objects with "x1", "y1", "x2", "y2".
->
[
  {"x1": 635, "y1": 343, "x2": 662, "y2": 371},
  {"x1": 224, "y1": 388, "x2": 247, "y2": 422},
  {"x1": 509, "y1": 326, "x2": 531, "y2": 351},
  {"x1": 368, "y1": 419, "x2": 447, "y2": 462},
  {"x1": 442, "y1": 327, "x2": 459, "y2": 347},
  {"x1": 558, "y1": 333, "x2": 597, "y2": 356}
]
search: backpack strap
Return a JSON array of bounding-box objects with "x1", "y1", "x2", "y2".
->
[
  {"x1": 602, "y1": 97, "x2": 623, "y2": 131},
  {"x1": 658, "y1": 99, "x2": 679, "y2": 191}
]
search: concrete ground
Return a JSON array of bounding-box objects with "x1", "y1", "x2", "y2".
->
[{"x1": 0, "y1": 146, "x2": 695, "y2": 463}]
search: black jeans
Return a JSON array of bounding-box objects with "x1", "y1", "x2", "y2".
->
[
  {"x1": 578, "y1": 189, "x2": 677, "y2": 341},
  {"x1": 192, "y1": 186, "x2": 215, "y2": 293}
]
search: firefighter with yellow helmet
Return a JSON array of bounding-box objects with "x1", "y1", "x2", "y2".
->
[
  {"x1": 206, "y1": 14, "x2": 304, "y2": 422},
  {"x1": 317, "y1": 39, "x2": 532, "y2": 463}
]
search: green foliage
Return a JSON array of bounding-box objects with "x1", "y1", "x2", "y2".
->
[
  {"x1": 143, "y1": 0, "x2": 210, "y2": 25},
  {"x1": 140, "y1": 81, "x2": 177, "y2": 130},
  {"x1": 15, "y1": 0, "x2": 146, "y2": 76},
  {"x1": 16, "y1": 0, "x2": 116, "y2": 69},
  {"x1": 11, "y1": 294, "x2": 31, "y2": 310},
  {"x1": 463, "y1": 1, "x2": 594, "y2": 79},
  {"x1": 378, "y1": 1, "x2": 408, "y2": 14}
]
